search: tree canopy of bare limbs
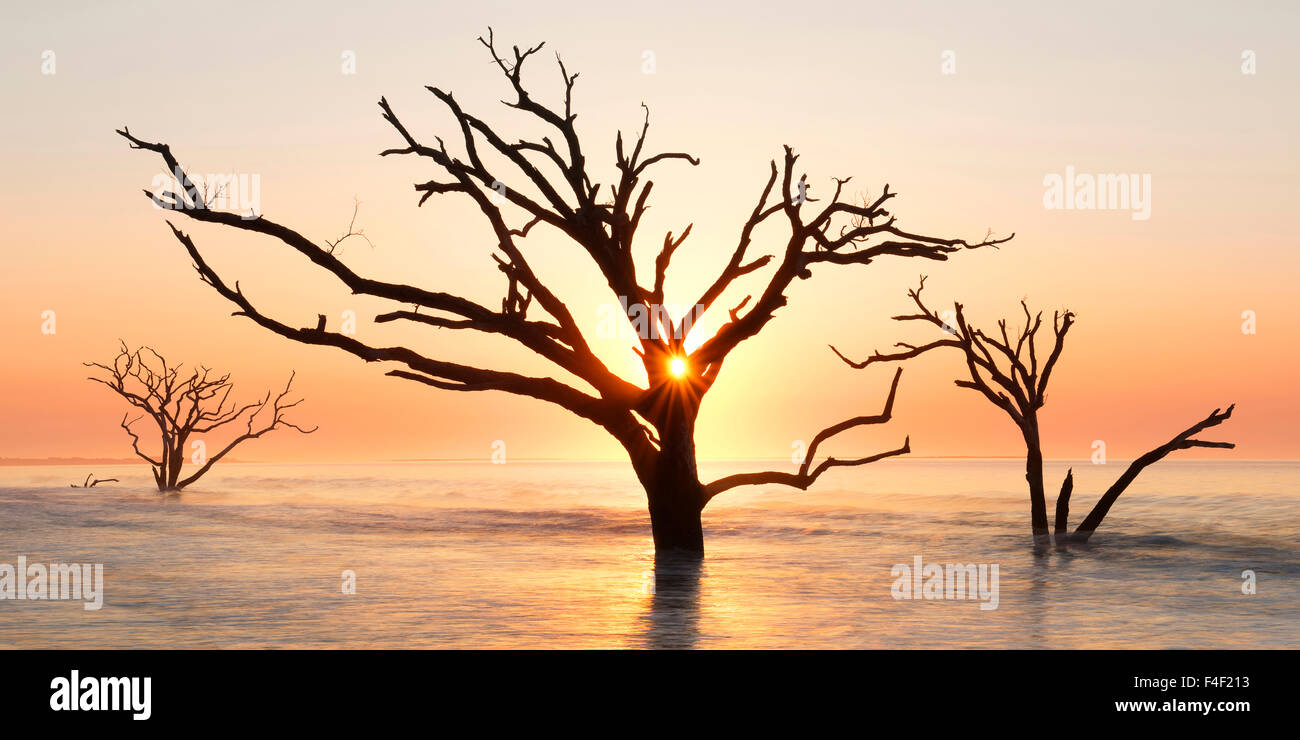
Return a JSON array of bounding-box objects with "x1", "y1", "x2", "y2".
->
[
  {"x1": 832, "y1": 277, "x2": 1235, "y2": 547},
  {"x1": 118, "y1": 30, "x2": 1010, "y2": 554},
  {"x1": 87, "y1": 343, "x2": 316, "y2": 491}
]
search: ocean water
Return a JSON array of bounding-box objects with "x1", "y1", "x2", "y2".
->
[{"x1": 0, "y1": 459, "x2": 1295, "y2": 649}]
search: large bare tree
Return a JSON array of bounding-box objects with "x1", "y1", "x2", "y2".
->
[
  {"x1": 118, "y1": 31, "x2": 1009, "y2": 554},
  {"x1": 87, "y1": 343, "x2": 315, "y2": 491},
  {"x1": 833, "y1": 277, "x2": 1235, "y2": 547}
]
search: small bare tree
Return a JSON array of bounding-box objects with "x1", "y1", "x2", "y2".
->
[
  {"x1": 832, "y1": 277, "x2": 1235, "y2": 547},
  {"x1": 86, "y1": 343, "x2": 316, "y2": 491}
]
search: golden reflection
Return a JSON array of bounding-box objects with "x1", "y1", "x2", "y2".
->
[{"x1": 636, "y1": 553, "x2": 703, "y2": 649}]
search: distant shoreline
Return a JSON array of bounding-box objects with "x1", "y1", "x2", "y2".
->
[
  {"x1": 0, "y1": 457, "x2": 245, "y2": 467},
  {"x1": 2, "y1": 456, "x2": 1292, "y2": 466}
]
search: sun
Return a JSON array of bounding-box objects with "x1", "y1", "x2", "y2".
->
[{"x1": 669, "y1": 356, "x2": 688, "y2": 379}]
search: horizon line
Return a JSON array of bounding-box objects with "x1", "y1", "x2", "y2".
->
[{"x1": 1, "y1": 455, "x2": 1293, "y2": 467}]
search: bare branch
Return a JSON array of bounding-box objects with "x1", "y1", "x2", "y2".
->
[
  {"x1": 703, "y1": 368, "x2": 909, "y2": 500},
  {"x1": 70, "y1": 473, "x2": 119, "y2": 488},
  {"x1": 1072, "y1": 406, "x2": 1236, "y2": 541}
]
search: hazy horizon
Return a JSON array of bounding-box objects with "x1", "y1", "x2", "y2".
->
[{"x1": 3, "y1": 455, "x2": 1296, "y2": 467}]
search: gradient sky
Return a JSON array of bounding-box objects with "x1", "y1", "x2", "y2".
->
[{"x1": 1, "y1": 0, "x2": 1297, "y2": 463}]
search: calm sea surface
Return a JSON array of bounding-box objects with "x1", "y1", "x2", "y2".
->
[{"x1": 0, "y1": 459, "x2": 1295, "y2": 648}]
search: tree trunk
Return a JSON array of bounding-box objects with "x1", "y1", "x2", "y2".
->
[
  {"x1": 160, "y1": 443, "x2": 183, "y2": 491},
  {"x1": 1022, "y1": 420, "x2": 1050, "y2": 546},
  {"x1": 167, "y1": 448, "x2": 182, "y2": 490},
  {"x1": 647, "y1": 414, "x2": 705, "y2": 556},
  {"x1": 1053, "y1": 468, "x2": 1074, "y2": 547}
]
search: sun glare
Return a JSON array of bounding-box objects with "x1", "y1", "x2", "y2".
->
[{"x1": 669, "y1": 357, "x2": 688, "y2": 379}]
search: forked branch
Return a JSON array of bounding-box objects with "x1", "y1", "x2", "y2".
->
[
  {"x1": 703, "y1": 367, "x2": 910, "y2": 500},
  {"x1": 70, "y1": 473, "x2": 119, "y2": 488},
  {"x1": 1071, "y1": 405, "x2": 1236, "y2": 542}
]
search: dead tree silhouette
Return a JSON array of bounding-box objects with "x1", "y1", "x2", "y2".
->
[
  {"x1": 70, "y1": 473, "x2": 118, "y2": 488},
  {"x1": 118, "y1": 30, "x2": 1010, "y2": 554},
  {"x1": 87, "y1": 342, "x2": 316, "y2": 491},
  {"x1": 832, "y1": 277, "x2": 1235, "y2": 547}
]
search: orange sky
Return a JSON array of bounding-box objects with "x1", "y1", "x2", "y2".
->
[{"x1": 1, "y1": 1, "x2": 1297, "y2": 463}]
